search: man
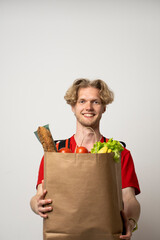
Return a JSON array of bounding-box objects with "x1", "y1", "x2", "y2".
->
[{"x1": 30, "y1": 78, "x2": 141, "y2": 240}]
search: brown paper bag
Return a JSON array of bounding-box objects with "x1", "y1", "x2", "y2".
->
[{"x1": 43, "y1": 152, "x2": 123, "y2": 240}]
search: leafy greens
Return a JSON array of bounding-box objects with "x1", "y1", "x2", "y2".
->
[{"x1": 91, "y1": 138, "x2": 124, "y2": 162}]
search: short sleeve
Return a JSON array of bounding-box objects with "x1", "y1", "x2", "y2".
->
[
  {"x1": 36, "y1": 155, "x2": 44, "y2": 189},
  {"x1": 121, "y1": 149, "x2": 140, "y2": 195}
]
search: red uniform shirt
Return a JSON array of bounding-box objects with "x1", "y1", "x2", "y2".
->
[{"x1": 36, "y1": 135, "x2": 140, "y2": 195}]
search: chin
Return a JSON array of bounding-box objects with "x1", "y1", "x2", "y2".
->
[
  {"x1": 82, "y1": 121, "x2": 98, "y2": 129},
  {"x1": 77, "y1": 116, "x2": 100, "y2": 128}
]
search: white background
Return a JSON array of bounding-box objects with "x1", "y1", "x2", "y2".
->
[{"x1": 0, "y1": 0, "x2": 160, "y2": 239}]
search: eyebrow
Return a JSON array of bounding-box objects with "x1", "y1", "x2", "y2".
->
[{"x1": 78, "y1": 98, "x2": 101, "y2": 102}]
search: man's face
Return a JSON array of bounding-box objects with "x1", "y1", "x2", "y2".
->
[{"x1": 72, "y1": 87, "x2": 106, "y2": 128}]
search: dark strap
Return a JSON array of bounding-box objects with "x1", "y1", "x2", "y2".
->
[
  {"x1": 119, "y1": 141, "x2": 126, "y2": 148},
  {"x1": 55, "y1": 137, "x2": 126, "y2": 150},
  {"x1": 103, "y1": 137, "x2": 126, "y2": 148},
  {"x1": 55, "y1": 138, "x2": 71, "y2": 150}
]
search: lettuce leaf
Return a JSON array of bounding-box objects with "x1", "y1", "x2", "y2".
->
[
  {"x1": 91, "y1": 141, "x2": 105, "y2": 153},
  {"x1": 91, "y1": 138, "x2": 124, "y2": 162}
]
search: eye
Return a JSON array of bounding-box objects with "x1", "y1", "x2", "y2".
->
[
  {"x1": 79, "y1": 99, "x2": 85, "y2": 104},
  {"x1": 93, "y1": 100, "x2": 100, "y2": 104}
]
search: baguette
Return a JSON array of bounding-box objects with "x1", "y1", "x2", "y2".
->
[{"x1": 37, "y1": 126, "x2": 57, "y2": 152}]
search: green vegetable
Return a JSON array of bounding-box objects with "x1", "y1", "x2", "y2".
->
[{"x1": 91, "y1": 138, "x2": 124, "y2": 162}]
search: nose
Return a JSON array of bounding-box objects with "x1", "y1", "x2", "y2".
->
[{"x1": 85, "y1": 101, "x2": 93, "y2": 111}]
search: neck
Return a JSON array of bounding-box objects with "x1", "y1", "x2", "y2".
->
[{"x1": 74, "y1": 123, "x2": 102, "y2": 151}]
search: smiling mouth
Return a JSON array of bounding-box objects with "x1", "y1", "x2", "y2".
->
[{"x1": 82, "y1": 113, "x2": 95, "y2": 117}]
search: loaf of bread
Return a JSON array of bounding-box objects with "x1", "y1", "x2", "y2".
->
[{"x1": 37, "y1": 126, "x2": 57, "y2": 152}]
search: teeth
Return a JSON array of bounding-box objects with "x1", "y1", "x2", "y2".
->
[{"x1": 83, "y1": 114, "x2": 94, "y2": 117}]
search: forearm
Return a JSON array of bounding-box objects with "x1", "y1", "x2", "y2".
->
[
  {"x1": 119, "y1": 188, "x2": 141, "y2": 239},
  {"x1": 122, "y1": 187, "x2": 140, "y2": 221},
  {"x1": 123, "y1": 195, "x2": 140, "y2": 223}
]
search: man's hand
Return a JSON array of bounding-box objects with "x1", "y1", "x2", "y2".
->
[
  {"x1": 120, "y1": 210, "x2": 133, "y2": 240},
  {"x1": 30, "y1": 180, "x2": 53, "y2": 218},
  {"x1": 119, "y1": 187, "x2": 140, "y2": 240}
]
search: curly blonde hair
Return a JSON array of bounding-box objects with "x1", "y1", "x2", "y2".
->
[{"x1": 64, "y1": 78, "x2": 114, "y2": 106}]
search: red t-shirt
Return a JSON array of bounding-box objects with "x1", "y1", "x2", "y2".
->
[{"x1": 36, "y1": 135, "x2": 140, "y2": 195}]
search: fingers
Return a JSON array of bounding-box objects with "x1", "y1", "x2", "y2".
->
[
  {"x1": 120, "y1": 210, "x2": 132, "y2": 240},
  {"x1": 37, "y1": 182, "x2": 53, "y2": 219},
  {"x1": 39, "y1": 181, "x2": 49, "y2": 202},
  {"x1": 120, "y1": 229, "x2": 132, "y2": 240},
  {"x1": 38, "y1": 204, "x2": 53, "y2": 219},
  {"x1": 39, "y1": 188, "x2": 47, "y2": 200},
  {"x1": 37, "y1": 199, "x2": 53, "y2": 219},
  {"x1": 120, "y1": 227, "x2": 132, "y2": 240},
  {"x1": 38, "y1": 199, "x2": 52, "y2": 206}
]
